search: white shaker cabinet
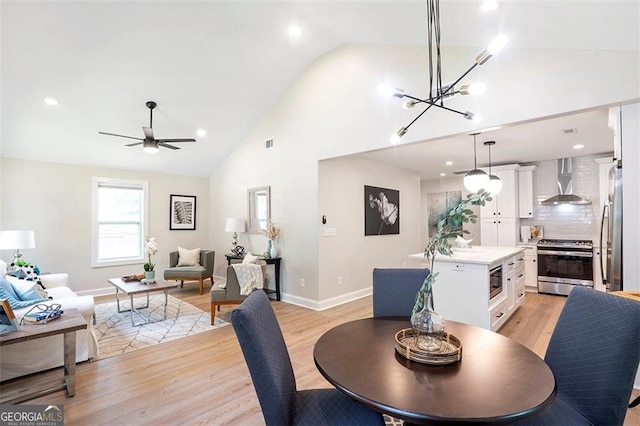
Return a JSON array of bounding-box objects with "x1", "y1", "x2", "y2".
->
[
  {"x1": 481, "y1": 217, "x2": 517, "y2": 247},
  {"x1": 480, "y1": 166, "x2": 519, "y2": 218},
  {"x1": 517, "y1": 244, "x2": 538, "y2": 291},
  {"x1": 518, "y1": 166, "x2": 536, "y2": 218}
]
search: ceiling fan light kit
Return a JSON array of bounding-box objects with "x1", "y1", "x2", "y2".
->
[
  {"x1": 99, "y1": 100, "x2": 197, "y2": 153},
  {"x1": 383, "y1": 0, "x2": 508, "y2": 143}
]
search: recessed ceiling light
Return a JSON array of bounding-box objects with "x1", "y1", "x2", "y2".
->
[
  {"x1": 43, "y1": 97, "x2": 59, "y2": 106},
  {"x1": 480, "y1": 1, "x2": 499, "y2": 12},
  {"x1": 445, "y1": 161, "x2": 453, "y2": 166},
  {"x1": 573, "y1": 144, "x2": 585, "y2": 150},
  {"x1": 288, "y1": 26, "x2": 302, "y2": 37},
  {"x1": 440, "y1": 173, "x2": 447, "y2": 177},
  {"x1": 196, "y1": 128, "x2": 206, "y2": 137}
]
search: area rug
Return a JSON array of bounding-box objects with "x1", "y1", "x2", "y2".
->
[{"x1": 94, "y1": 294, "x2": 228, "y2": 359}]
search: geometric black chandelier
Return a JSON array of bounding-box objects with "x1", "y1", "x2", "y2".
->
[{"x1": 380, "y1": 0, "x2": 508, "y2": 144}]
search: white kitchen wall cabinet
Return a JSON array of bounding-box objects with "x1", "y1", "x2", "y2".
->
[
  {"x1": 481, "y1": 217, "x2": 517, "y2": 247},
  {"x1": 518, "y1": 166, "x2": 537, "y2": 218},
  {"x1": 480, "y1": 166, "x2": 519, "y2": 218}
]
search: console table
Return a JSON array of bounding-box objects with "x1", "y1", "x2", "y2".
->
[
  {"x1": 225, "y1": 254, "x2": 282, "y2": 301},
  {"x1": 0, "y1": 308, "x2": 87, "y2": 404}
]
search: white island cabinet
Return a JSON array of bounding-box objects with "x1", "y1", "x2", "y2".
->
[{"x1": 409, "y1": 246, "x2": 525, "y2": 332}]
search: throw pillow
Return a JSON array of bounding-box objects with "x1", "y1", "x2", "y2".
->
[
  {"x1": 242, "y1": 252, "x2": 260, "y2": 264},
  {"x1": 0, "y1": 276, "x2": 47, "y2": 309},
  {"x1": 177, "y1": 247, "x2": 201, "y2": 266},
  {"x1": 9, "y1": 279, "x2": 48, "y2": 301}
]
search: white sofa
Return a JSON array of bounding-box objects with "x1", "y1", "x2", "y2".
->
[{"x1": 0, "y1": 273, "x2": 99, "y2": 381}]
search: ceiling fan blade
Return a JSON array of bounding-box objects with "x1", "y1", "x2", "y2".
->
[
  {"x1": 158, "y1": 142, "x2": 180, "y2": 150},
  {"x1": 98, "y1": 131, "x2": 143, "y2": 141},
  {"x1": 142, "y1": 126, "x2": 154, "y2": 140},
  {"x1": 156, "y1": 138, "x2": 197, "y2": 143},
  {"x1": 125, "y1": 142, "x2": 143, "y2": 147}
]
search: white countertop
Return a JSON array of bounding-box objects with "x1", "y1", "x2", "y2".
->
[{"x1": 409, "y1": 246, "x2": 524, "y2": 266}]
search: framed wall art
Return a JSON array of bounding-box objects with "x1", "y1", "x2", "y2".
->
[
  {"x1": 427, "y1": 191, "x2": 462, "y2": 238},
  {"x1": 170, "y1": 194, "x2": 197, "y2": 230},
  {"x1": 365, "y1": 185, "x2": 400, "y2": 236}
]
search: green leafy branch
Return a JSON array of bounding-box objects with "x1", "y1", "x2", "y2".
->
[{"x1": 412, "y1": 190, "x2": 493, "y2": 315}]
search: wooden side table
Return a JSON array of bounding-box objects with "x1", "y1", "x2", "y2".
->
[
  {"x1": 0, "y1": 308, "x2": 87, "y2": 404},
  {"x1": 225, "y1": 254, "x2": 282, "y2": 301}
]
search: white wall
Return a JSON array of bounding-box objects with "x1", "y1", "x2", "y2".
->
[
  {"x1": 622, "y1": 103, "x2": 640, "y2": 291},
  {"x1": 209, "y1": 43, "x2": 639, "y2": 307},
  {"x1": 1, "y1": 158, "x2": 210, "y2": 295},
  {"x1": 315, "y1": 155, "x2": 421, "y2": 310}
]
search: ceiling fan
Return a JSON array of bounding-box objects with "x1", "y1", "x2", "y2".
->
[{"x1": 99, "y1": 101, "x2": 196, "y2": 153}]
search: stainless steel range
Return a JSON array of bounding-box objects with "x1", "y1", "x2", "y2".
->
[{"x1": 537, "y1": 239, "x2": 594, "y2": 296}]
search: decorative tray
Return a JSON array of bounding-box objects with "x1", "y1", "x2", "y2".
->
[{"x1": 394, "y1": 328, "x2": 462, "y2": 365}]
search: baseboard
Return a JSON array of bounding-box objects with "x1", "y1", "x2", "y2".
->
[{"x1": 281, "y1": 287, "x2": 372, "y2": 311}]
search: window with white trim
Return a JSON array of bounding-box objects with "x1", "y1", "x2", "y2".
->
[{"x1": 91, "y1": 177, "x2": 149, "y2": 267}]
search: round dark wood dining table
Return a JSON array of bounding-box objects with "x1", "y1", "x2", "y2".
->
[{"x1": 313, "y1": 317, "x2": 556, "y2": 424}]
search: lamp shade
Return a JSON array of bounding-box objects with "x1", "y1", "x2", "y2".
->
[
  {"x1": 225, "y1": 218, "x2": 245, "y2": 233},
  {"x1": 486, "y1": 174, "x2": 503, "y2": 196},
  {"x1": 463, "y1": 170, "x2": 489, "y2": 193},
  {"x1": 0, "y1": 230, "x2": 36, "y2": 250}
]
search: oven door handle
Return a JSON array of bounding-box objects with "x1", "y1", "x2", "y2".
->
[{"x1": 537, "y1": 249, "x2": 593, "y2": 257}]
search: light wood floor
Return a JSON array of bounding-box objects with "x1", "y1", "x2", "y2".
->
[{"x1": 2, "y1": 287, "x2": 639, "y2": 425}]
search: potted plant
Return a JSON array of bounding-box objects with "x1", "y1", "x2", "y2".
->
[
  {"x1": 144, "y1": 236, "x2": 158, "y2": 280},
  {"x1": 411, "y1": 190, "x2": 492, "y2": 351}
]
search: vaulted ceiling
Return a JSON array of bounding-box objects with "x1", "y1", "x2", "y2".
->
[{"x1": 2, "y1": 1, "x2": 638, "y2": 177}]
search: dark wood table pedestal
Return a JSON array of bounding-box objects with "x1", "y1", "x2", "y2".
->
[{"x1": 314, "y1": 317, "x2": 556, "y2": 424}]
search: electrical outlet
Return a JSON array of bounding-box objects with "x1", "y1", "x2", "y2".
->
[
  {"x1": 300, "y1": 278, "x2": 305, "y2": 288},
  {"x1": 337, "y1": 276, "x2": 342, "y2": 286}
]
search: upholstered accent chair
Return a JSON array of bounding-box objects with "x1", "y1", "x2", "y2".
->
[
  {"x1": 163, "y1": 249, "x2": 214, "y2": 295},
  {"x1": 513, "y1": 286, "x2": 640, "y2": 425},
  {"x1": 210, "y1": 261, "x2": 266, "y2": 324},
  {"x1": 231, "y1": 290, "x2": 384, "y2": 425},
  {"x1": 372, "y1": 268, "x2": 430, "y2": 318}
]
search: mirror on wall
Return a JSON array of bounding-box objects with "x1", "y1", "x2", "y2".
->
[{"x1": 247, "y1": 186, "x2": 271, "y2": 233}]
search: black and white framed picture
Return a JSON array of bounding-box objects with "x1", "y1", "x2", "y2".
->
[
  {"x1": 365, "y1": 185, "x2": 399, "y2": 236},
  {"x1": 170, "y1": 194, "x2": 196, "y2": 230}
]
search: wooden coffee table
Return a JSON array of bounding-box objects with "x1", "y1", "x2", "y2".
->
[{"x1": 107, "y1": 278, "x2": 179, "y2": 326}]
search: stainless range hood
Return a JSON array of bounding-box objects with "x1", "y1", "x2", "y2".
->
[{"x1": 541, "y1": 158, "x2": 591, "y2": 205}]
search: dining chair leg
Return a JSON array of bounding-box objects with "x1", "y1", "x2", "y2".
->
[{"x1": 630, "y1": 395, "x2": 640, "y2": 408}]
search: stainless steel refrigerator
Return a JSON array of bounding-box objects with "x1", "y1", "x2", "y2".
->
[{"x1": 599, "y1": 160, "x2": 623, "y2": 291}]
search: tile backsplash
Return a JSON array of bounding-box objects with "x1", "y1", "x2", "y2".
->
[{"x1": 520, "y1": 155, "x2": 601, "y2": 243}]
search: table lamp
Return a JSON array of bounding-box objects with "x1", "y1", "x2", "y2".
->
[
  {"x1": 0, "y1": 230, "x2": 36, "y2": 263},
  {"x1": 225, "y1": 218, "x2": 245, "y2": 254}
]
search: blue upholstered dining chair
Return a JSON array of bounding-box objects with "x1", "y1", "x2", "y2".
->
[
  {"x1": 514, "y1": 286, "x2": 640, "y2": 425},
  {"x1": 372, "y1": 268, "x2": 430, "y2": 318},
  {"x1": 231, "y1": 289, "x2": 384, "y2": 426}
]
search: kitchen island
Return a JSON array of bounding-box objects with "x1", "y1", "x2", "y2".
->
[{"x1": 409, "y1": 246, "x2": 525, "y2": 331}]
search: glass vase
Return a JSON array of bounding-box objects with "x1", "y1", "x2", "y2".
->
[
  {"x1": 266, "y1": 240, "x2": 273, "y2": 258},
  {"x1": 269, "y1": 240, "x2": 278, "y2": 258},
  {"x1": 410, "y1": 287, "x2": 446, "y2": 352}
]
